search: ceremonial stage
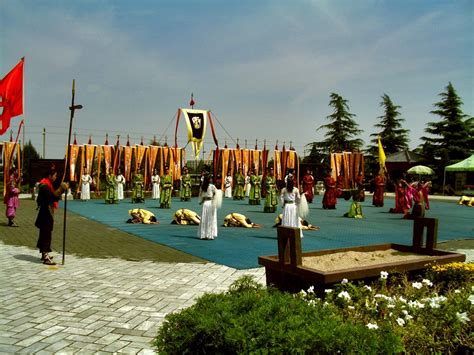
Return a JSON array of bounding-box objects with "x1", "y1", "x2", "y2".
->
[{"x1": 63, "y1": 195, "x2": 473, "y2": 269}]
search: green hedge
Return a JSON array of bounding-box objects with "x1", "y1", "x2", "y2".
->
[{"x1": 153, "y1": 276, "x2": 403, "y2": 354}]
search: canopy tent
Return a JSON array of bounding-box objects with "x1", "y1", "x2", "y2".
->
[
  {"x1": 445, "y1": 154, "x2": 474, "y2": 172},
  {"x1": 443, "y1": 154, "x2": 474, "y2": 195}
]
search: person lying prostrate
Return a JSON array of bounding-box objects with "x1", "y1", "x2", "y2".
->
[
  {"x1": 223, "y1": 213, "x2": 262, "y2": 228},
  {"x1": 273, "y1": 214, "x2": 320, "y2": 231},
  {"x1": 127, "y1": 209, "x2": 159, "y2": 224},
  {"x1": 172, "y1": 208, "x2": 201, "y2": 225}
]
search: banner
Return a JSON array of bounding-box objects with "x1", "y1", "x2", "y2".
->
[
  {"x1": 83, "y1": 145, "x2": 96, "y2": 175},
  {"x1": 2, "y1": 142, "x2": 20, "y2": 196},
  {"x1": 148, "y1": 145, "x2": 159, "y2": 174},
  {"x1": 134, "y1": 144, "x2": 147, "y2": 172},
  {"x1": 123, "y1": 146, "x2": 132, "y2": 181},
  {"x1": 181, "y1": 109, "x2": 207, "y2": 159},
  {"x1": 102, "y1": 145, "x2": 113, "y2": 175},
  {"x1": 69, "y1": 144, "x2": 80, "y2": 181},
  {"x1": 0, "y1": 58, "x2": 24, "y2": 135},
  {"x1": 274, "y1": 150, "x2": 282, "y2": 180},
  {"x1": 378, "y1": 137, "x2": 386, "y2": 175},
  {"x1": 241, "y1": 149, "x2": 250, "y2": 177}
]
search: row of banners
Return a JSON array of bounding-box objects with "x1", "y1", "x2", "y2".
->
[
  {"x1": 66, "y1": 143, "x2": 300, "y2": 191},
  {"x1": 3, "y1": 141, "x2": 365, "y2": 195}
]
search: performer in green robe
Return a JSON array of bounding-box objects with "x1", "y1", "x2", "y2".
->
[
  {"x1": 344, "y1": 190, "x2": 363, "y2": 218},
  {"x1": 160, "y1": 165, "x2": 173, "y2": 208},
  {"x1": 264, "y1": 168, "x2": 278, "y2": 212},
  {"x1": 249, "y1": 168, "x2": 262, "y2": 205},
  {"x1": 233, "y1": 167, "x2": 245, "y2": 200},
  {"x1": 180, "y1": 167, "x2": 192, "y2": 201},
  {"x1": 132, "y1": 167, "x2": 145, "y2": 203},
  {"x1": 105, "y1": 167, "x2": 118, "y2": 204}
]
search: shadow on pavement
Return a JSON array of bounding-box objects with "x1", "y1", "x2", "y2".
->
[{"x1": 14, "y1": 254, "x2": 42, "y2": 264}]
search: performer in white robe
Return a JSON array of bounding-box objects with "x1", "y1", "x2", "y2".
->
[
  {"x1": 197, "y1": 174, "x2": 222, "y2": 240},
  {"x1": 81, "y1": 173, "x2": 92, "y2": 201},
  {"x1": 116, "y1": 170, "x2": 125, "y2": 200},
  {"x1": 224, "y1": 172, "x2": 233, "y2": 198},
  {"x1": 244, "y1": 173, "x2": 251, "y2": 197},
  {"x1": 151, "y1": 169, "x2": 160, "y2": 200},
  {"x1": 280, "y1": 175, "x2": 308, "y2": 238}
]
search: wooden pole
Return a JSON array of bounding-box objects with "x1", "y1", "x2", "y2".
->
[{"x1": 62, "y1": 79, "x2": 82, "y2": 265}]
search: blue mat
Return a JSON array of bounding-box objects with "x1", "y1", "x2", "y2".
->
[{"x1": 63, "y1": 195, "x2": 474, "y2": 269}]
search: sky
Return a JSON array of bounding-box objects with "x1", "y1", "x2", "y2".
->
[{"x1": 1, "y1": 0, "x2": 472, "y2": 159}]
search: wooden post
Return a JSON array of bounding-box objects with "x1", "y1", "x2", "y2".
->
[
  {"x1": 412, "y1": 218, "x2": 438, "y2": 252},
  {"x1": 277, "y1": 226, "x2": 302, "y2": 267}
]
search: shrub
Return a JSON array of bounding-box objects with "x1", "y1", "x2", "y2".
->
[
  {"x1": 154, "y1": 277, "x2": 403, "y2": 354},
  {"x1": 154, "y1": 268, "x2": 473, "y2": 354}
]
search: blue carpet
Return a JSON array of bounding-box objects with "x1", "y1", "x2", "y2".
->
[{"x1": 63, "y1": 195, "x2": 474, "y2": 269}]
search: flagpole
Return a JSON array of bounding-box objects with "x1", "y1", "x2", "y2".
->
[{"x1": 62, "y1": 79, "x2": 82, "y2": 265}]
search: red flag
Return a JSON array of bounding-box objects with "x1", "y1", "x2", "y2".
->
[
  {"x1": 189, "y1": 93, "x2": 195, "y2": 107},
  {"x1": 0, "y1": 58, "x2": 24, "y2": 135}
]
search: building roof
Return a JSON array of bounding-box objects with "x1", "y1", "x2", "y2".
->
[{"x1": 386, "y1": 150, "x2": 424, "y2": 164}]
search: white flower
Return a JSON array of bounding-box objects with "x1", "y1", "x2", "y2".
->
[
  {"x1": 405, "y1": 314, "x2": 413, "y2": 321},
  {"x1": 428, "y1": 295, "x2": 447, "y2": 308},
  {"x1": 299, "y1": 289, "x2": 307, "y2": 296},
  {"x1": 422, "y1": 279, "x2": 433, "y2": 287},
  {"x1": 396, "y1": 318, "x2": 405, "y2": 326},
  {"x1": 380, "y1": 271, "x2": 388, "y2": 280},
  {"x1": 457, "y1": 312, "x2": 470, "y2": 324},
  {"x1": 338, "y1": 291, "x2": 351, "y2": 301},
  {"x1": 408, "y1": 300, "x2": 425, "y2": 309},
  {"x1": 307, "y1": 285, "x2": 315, "y2": 294},
  {"x1": 366, "y1": 322, "x2": 378, "y2": 329},
  {"x1": 398, "y1": 296, "x2": 407, "y2": 303},
  {"x1": 468, "y1": 295, "x2": 474, "y2": 305},
  {"x1": 412, "y1": 282, "x2": 423, "y2": 289},
  {"x1": 388, "y1": 304, "x2": 395, "y2": 309},
  {"x1": 375, "y1": 294, "x2": 393, "y2": 302},
  {"x1": 364, "y1": 285, "x2": 372, "y2": 292},
  {"x1": 348, "y1": 305, "x2": 355, "y2": 310},
  {"x1": 341, "y1": 278, "x2": 348, "y2": 284},
  {"x1": 454, "y1": 290, "x2": 461, "y2": 294},
  {"x1": 325, "y1": 289, "x2": 333, "y2": 294}
]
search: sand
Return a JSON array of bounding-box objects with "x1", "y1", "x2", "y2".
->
[{"x1": 302, "y1": 249, "x2": 437, "y2": 272}]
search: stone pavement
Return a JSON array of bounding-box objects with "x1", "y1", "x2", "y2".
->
[{"x1": 0, "y1": 242, "x2": 265, "y2": 354}]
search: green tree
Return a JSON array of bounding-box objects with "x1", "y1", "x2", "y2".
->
[
  {"x1": 314, "y1": 93, "x2": 364, "y2": 155},
  {"x1": 23, "y1": 140, "x2": 40, "y2": 187},
  {"x1": 421, "y1": 82, "x2": 473, "y2": 167},
  {"x1": 367, "y1": 94, "x2": 410, "y2": 156}
]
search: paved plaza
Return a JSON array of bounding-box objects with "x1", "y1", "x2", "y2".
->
[{"x1": 0, "y1": 197, "x2": 472, "y2": 354}]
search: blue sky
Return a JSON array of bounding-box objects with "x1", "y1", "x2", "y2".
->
[{"x1": 1, "y1": 0, "x2": 472, "y2": 159}]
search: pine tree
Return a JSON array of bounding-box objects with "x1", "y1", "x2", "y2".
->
[
  {"x1": 314, "y1": 93, "x2": 363, "y2": 154},
  {"x1": 22, "y1": 140, "x2": 40, "y2": 187},
  {"x1": 421, "y1": 82, "x2": 473, "y2": 166},
  {"x1": 367, "y1": 94, "x2": 410, "y2": 156}
]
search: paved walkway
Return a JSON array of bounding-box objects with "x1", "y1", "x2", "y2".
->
[{"x1": 0, "y1": 243, "x2": 265, "y2": 354}]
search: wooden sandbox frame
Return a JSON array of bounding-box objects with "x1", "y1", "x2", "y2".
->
[{"x1": 258, "y1": 218, "x2": 466, "y2": 292}]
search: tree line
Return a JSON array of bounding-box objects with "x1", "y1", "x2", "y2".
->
[{"x1": 305, "y1": 82, "x2": 474, "y2": 186}]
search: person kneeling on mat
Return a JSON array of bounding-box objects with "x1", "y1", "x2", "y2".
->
[
  {"x1": 273, "y1": 214, "x2": 320, "y2": 230},
  {"x1": 172, "y1": 208, "x2": 201, "y2": 225},
  {"x1": 223, "y1": 213, "x2": 262, "y2": 228},
  {"x1": 127, "y1": 209, "x2": 159, "y2": 224}
]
